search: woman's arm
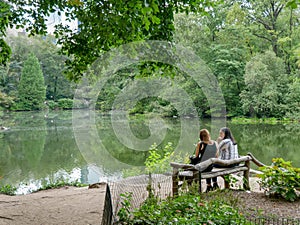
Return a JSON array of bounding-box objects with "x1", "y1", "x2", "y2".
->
[
  {"x1": 215, "y1": 141, "x2": 219, "y2": 157},
  {"x1": 195, "y1": 142, "x2": 205, "y2": 157},
  {"x1": 195, "y1": 142, "x2": 200, "y2": 157}
]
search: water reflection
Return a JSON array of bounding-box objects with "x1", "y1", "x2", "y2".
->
[
  {"x1": 0, "y1": 111, "x2": 299, "y2": 194},
  {"x1": 16, "y1": 165, "x2": 122, "y2": 195},
  {"x1": 231, "y1": 122, "x2": 300, "y2": 167}
]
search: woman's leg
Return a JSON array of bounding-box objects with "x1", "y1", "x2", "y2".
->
[{"x1": 203, "y1": 166, "x2": 213, "y2": 192}]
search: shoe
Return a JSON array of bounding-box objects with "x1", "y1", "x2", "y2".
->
[{"x1": 205, "y1": 185, "x2": 213, "y2": 193}]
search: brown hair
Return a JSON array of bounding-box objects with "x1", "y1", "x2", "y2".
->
[{"x1": 199, "y1": 129, "x2": 210, "y2": 142}]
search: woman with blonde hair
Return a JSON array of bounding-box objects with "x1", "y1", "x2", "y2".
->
[{"x1": 194, "y1": 129, "x2": 219, "y2": 192}]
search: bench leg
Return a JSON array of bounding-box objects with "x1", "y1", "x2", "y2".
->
[
  {"x1": 172, "y1": 173, "x2": 179, "y2": 196},
  {"x1": 221, "y1": 175, "x2": 230, "y2": 189},
  {"x1": 198, "y1": 172, "x2": 202, "y2": 193},
  {"x1": 224, "y1": 180, "x2": 230, "y2": 189},
  {"x1": 243, "y1": 161, "x2": 250, "y2": 190}
]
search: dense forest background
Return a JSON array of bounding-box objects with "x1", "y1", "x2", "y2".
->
[{"x1": 1, "y1": 1, "x2": 300, "y2": 119}]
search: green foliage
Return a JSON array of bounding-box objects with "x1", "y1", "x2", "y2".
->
[
  {"x1": 231, "y1": 117, "x2": 288, "y2": 125},
  {"x1": 5, "y1": 35, "x2": 75, "y2": 102},
  {"x1": 117, "y1": 191, "x2": 250, "y2": 224},
  {"x1": 117, "y1": 192, "x2": 133, "y2": 223},
  {"x1": 57, "y1": 98, "x2": 73, "y2": 110},
  {"x1": 145, "y1": 142, "x2": 174, "y2": 174},
  {"x1": 286, "y1": 0, "x2": 300, "y2": 9},
  {"x1": 285, "y1": 77, "x2": 300, "y2": 120},
  {"x1": 0, "y1": 184, "x2": 17, "y2": 196},
  {"x1": 0, "y1": 39, "x2": 11, "y2": 66},
  {"x1": 17, "y1": 53, "x2": 46, "y2": 110},
  {"x1": 0, "y1": 1, "x2": 12, "y2": 65},
  {"x1": 2, "y1": 0, "x2": 217, "y2": 81},
  {"x1": 37, "y1": 179, "x2": 86, "y2": 192},
  {"x1": 46, "y1": 98, "x2": 76, "y2": 110},
  {"x1": 0, "y1": 1, "x2": 11, "y2": 36},
  {"x1": 0, "y1": 91, "x2": 14, "y2": 110},
  {"x1": 46, "y1": 100, "x2": 58, "y2": 110},
  {"x1": 240, "y1": 50, "x2": 288, "y2": 118},
  {"x1": 208, "y1": 45, "x2": 247, "y2": 116},
  {"x1": 258, "y1": 158, "x2": 300, "y2": 202}
]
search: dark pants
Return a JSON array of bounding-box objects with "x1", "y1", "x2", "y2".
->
[
  {"x1": 214, "y1": 163, "x2": 239, "y2": 168},
  {"x1": 212, "y1": 163, "x2": 239, "y2": 187},
  {"x1": 203, "y1": 165, "x2": 217, "y2": 185}
]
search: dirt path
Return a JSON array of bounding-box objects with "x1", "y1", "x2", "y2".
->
[{"x1": 0, "y1": 186, "x2": 106, "y2": 225}]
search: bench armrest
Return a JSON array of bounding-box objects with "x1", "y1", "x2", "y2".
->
[
  {"x1": 170, "y1": 162, "x2": 195, "y2": 170},
  {"x1": 195, "y1": 156, "x2": 251, "y2": 171}
]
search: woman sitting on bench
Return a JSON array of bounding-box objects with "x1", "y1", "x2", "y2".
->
[
  {"x1": 195, "y1": 129, "x2": 219, "y2": 192},
  {"x1": 216, "y1": 127, "x2": 239, "y2": 164}
]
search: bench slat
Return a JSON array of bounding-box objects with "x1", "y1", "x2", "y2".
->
[{"x1": 201, "y1": 166, "x2": 248, "y2": 179}]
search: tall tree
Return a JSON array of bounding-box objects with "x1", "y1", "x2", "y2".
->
[
  {"x1": 240, "y1": 50, "x2": 288, "y2": 118},
  {"x1": 17, "y1": 53, "x2": 46, "y2": 110},
  {"x1": 0, "y1": 1, "x2": 11, "y2": 65},
  {"x1": 242, "y1": 0, "x2": 300, "y2": 74}
]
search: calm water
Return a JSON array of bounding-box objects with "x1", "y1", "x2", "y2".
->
[{"x1": 0, "y1": 111, "x2": 299, "y2": 194}]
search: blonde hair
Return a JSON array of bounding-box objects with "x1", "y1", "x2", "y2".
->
[{"x1": 199, "y1": 129, "x2": 210, "y2": 142}]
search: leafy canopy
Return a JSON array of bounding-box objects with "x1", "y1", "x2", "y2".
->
[{"x1": 2, "y1": 0, "x2": 220, "y2": 81}]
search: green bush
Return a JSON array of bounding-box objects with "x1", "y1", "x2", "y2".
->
[
  {"x1": 36, "y1": 179, "x2": 86, "y2": 192},
  {"x1": 117, "y1": 191, "x2": 251, "y2": 224},
  {"x1": 47, "y1": 100, "x2": 59, "y2": 110},
  {"x1": 144, "y1": 142, "x2": 175, "y2": 174},
  {"x1": 57, "y1": 98, "x2": 73, "y2": 109},
  {"x1": 0, "y1": 184, "x2": 17, "y2": 195},
  {"x1": 257, "y1": 158, "x2": 300, "y2": 202}
]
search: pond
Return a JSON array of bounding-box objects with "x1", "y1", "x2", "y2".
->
[{"x1": 0, "y1": 110, "x2": 299, "y2": 194}]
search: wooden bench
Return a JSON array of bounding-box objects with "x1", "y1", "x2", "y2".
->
[{"x1": 170, "y1": 155, "x2": 252, "y2": 196}]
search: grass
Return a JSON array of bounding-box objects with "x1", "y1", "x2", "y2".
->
[{"x1": 0, "y1": 179, "x2": 87, "y2": 196}]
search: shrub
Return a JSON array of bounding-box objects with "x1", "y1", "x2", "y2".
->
[
  {"x1": 257, "y1": 158, "x2": 300, "y2": 201},
  {"x1": 144, "y1": 142, "x2": 174, "y2": 174},
  {"x1": 57, "y1": 98, "x2": 73, "y2": 109},
  {"x1": 0, "y1": 184, "x2": 17, "y2": 195},
  {"x1": 36, "y1": 179, "x2": 86, "y2": 192},
  {"x1": 117, "y1": 191, "x2": 250, "y2": 224},
  {"x1": 46, "y1": 100, "x2": 59, "y2": 110}
]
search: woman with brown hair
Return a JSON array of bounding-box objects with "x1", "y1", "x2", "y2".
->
[{"x1": 194, "y1": 129, "x2": 219, "y2": 192}]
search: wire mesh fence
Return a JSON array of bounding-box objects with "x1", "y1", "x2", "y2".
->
[
  {"x1": 247, "y1": 217, "x2": 300, "y2": 225},
  {"x1": 191, "y1": 218, "x2": 300, "y2": 225},
  {"x1": 109, "y1": 173, "x2": 172, "y2": 216},
  {"x1": 107, "y1": 173, "x2": 299, "y2": 225}
]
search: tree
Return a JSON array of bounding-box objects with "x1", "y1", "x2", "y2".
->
[
  {"x1": 1, "y1": 34, "x2": 75, "y2": 101},
  {"x1": 242, "y1": 0, "x2": 287, "y2": 56},
  {"x1": 240, "y1": 50, "x2": 288, "y2": 118},
  {"x1": 17, "y1": 53, "x2": 46, "y2": 110},
  {"x1": 0, "y1": 1, "x2": 11, "y2": 65},
  {"x1": 241, "y1": 0, "x2": 300, "y2": 74},
  {"x1": 174, "y1": 3, "x2": 252, "y2": 117},
  {"x1": 2, "y1": 0, "x2": 220, "y2": 81},
  {"x1": 30, "y1": 36, "x2": 75, "y2": 100},
  {"x1": 285, "y1": 77, "x2": 300, "y2": 119}
]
